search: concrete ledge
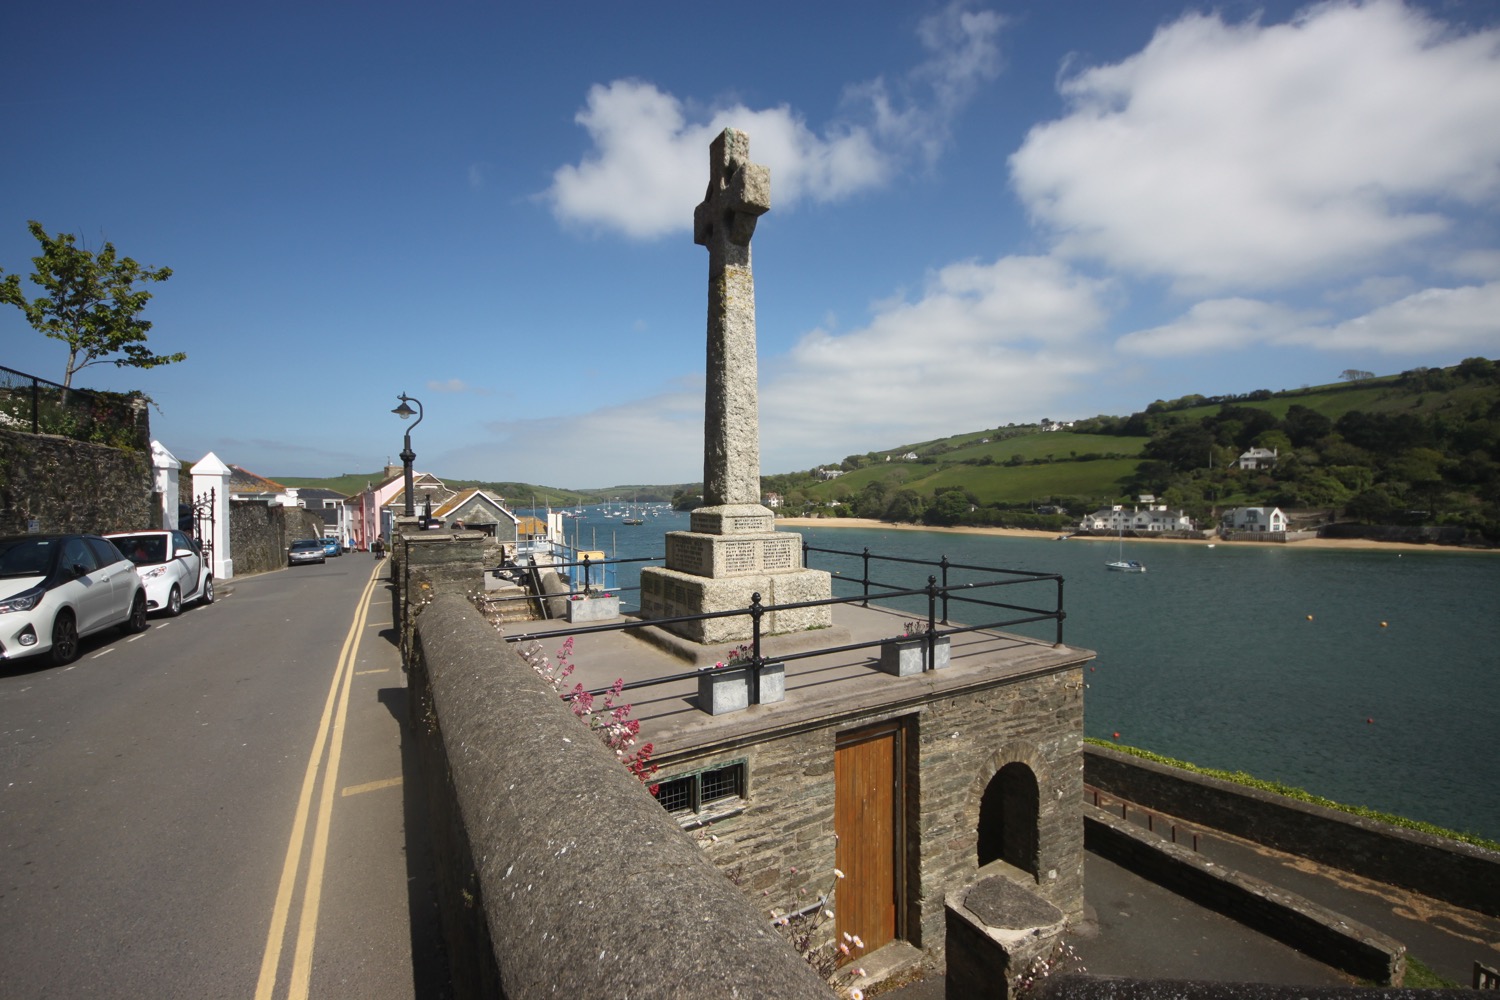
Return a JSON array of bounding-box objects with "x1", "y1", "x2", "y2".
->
[
  {"x1": 1033, "y1": 974, "x2": 1478, "y2": 999},
  {"x1": 1085, "y1": 805, "x2": 1405, "y2": 985},
  {"x1": 410, "y1": 594, "x2": 834, "y2": 1000},
  {"x1": 1084, "y1": 744, "x2": 1500, "y2": 918}
]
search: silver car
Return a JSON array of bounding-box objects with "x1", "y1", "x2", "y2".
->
[{"x1": 288, "y1": 538, "x2": 326, "y2": 565}]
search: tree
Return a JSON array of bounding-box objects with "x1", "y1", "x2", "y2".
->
[{"x1": 0, "y1": 220, "x2": 183, "y2": 387}]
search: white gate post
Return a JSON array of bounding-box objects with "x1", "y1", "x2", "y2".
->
[
  {"x1": 151, "y1": 440, "x2": 181, "y2": 530},
  {"x1": 192, "y1": 452, "x2": 233, "y2": 580}
]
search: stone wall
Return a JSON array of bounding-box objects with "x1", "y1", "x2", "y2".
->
[
  {"x1": 388, "y1": 527, "x2": 502, "y2": 663},
  {"x1": 227, "y1": 501, "x2": 329, "y2": 576},
  {"x1": 408, "y1": 594, "x2": 834, "y2": 1000},
  {"x1": 1084, "y1": 744, "x2": 1500, "y2": 918},
  {"x1": 656, "y1": 665, "x2": 1086, "y2": 959},
  {"x1": 0, "y1": 427, "x2": 152, "y2": 535}
]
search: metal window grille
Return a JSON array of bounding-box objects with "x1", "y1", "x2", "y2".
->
[
  {"x1": 701, "y1": 764, "x2": 742, "y2": 805},
  {"x1": 655, "y1": 777, "x2": 695, "y2": 814},
  {"x1": 653, "y1": 761, "x2": 746, "y2": 816}
]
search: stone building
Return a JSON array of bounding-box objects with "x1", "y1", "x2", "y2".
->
[{"x1": 536, "y1": 599, "x2": 1092, "y2": 973}]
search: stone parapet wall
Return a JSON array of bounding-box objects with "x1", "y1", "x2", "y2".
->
[
  {"x1": 0, "y1": 427, "x2": 152, "y2": 535},
  {"x1": 389, "y1": 528, "x2": 503, "y2": 662},
  {"x1": 1084, "y1": 744, "x2": 1500, "y2": 918},
  {"x1": 408, "y1": 595, "x2": 834, "y2": 1000}
]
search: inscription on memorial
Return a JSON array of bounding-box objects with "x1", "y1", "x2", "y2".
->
[
  {"x1": 763, "y1": 536, "x2": 796, "y2": 570},
  {"x1": 724, "y1": 540, "x2": 757, "y2": 574},
  {"x1": 666, "y1": 535, "x2": 710, "y2": 577}
]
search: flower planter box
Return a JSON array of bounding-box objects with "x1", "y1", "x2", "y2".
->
[
  {"x1": 696, "y1": 662, "x2": 785, "y2": 715},
  {"x1": 879, "y1": 635, "x2": 950, "y2": 676},
  {"x1": 565, "y1": 595, "x2": 620, "y2": 623}
]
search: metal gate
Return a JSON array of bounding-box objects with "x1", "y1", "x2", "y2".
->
[{"x1": 187, "y1": 488, "x2": 215, "y2": 564}]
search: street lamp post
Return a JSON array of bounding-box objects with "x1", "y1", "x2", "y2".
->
[{"x1": 392, "y1": 393, "x2": 424, "y2": 518}]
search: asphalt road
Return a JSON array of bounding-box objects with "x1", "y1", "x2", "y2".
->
[{"x1": 0, "y1": 553, "x2": 446, "y2": 999}]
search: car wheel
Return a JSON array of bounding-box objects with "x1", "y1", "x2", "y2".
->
[
  {"x1": 166, "y1": 584, "x2": 183, "y2": 617},
  {"x1": 124, "y1": 591, "x2": 149, "y2": 634},
  {"x1": 200, "y1": 576, "x2": 215, "y2": 605},
  {"x1": 49, "y1": 611, "x2": 79, "y2": 666}
]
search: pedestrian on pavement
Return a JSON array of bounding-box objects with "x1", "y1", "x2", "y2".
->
[{"x1": 373, "y1": 536, "x2": 385, "y2": 560}]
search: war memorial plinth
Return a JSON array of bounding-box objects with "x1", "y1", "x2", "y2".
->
[{"x1": 639, "y1": 128, "x2": 832, "y2": 644}]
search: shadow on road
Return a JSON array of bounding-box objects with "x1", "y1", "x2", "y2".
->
[{"x1": 379, "y1": 683, "x2": 455, "y2": 1000}]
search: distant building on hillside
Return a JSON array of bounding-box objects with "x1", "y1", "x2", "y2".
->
[{"x1": 1238, "y1": 447, "x2": 1279, "y2": 470}]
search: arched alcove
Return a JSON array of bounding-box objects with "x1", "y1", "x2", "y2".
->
[{"x1": 976, "y1": 761, "x2": 1039, "y2": 877}]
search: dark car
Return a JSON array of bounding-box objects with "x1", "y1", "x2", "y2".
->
[{"x1": 0, "y1": 534, "x2": 149, "y2": 665}]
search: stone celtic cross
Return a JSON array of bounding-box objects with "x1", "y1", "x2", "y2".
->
[{"x1": 694, "y1": 128, "x2": 770, "y2": 510}]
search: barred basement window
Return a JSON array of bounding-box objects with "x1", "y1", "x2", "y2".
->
[{"x1": 654, "y1": 760, "x2": 747, "y2": 818}]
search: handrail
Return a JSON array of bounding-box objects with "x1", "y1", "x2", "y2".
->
[{"x1": 501, "y1": 544, "x2": 1068, "y2": 704}]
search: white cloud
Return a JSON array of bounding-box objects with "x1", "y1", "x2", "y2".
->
[
  {"x1": 1118, "y1": 298, "x2": 1320, "y2": 356},
  {"x1": 760, "y1": 255, "x2": 1111, "y2": 464},
  {"x1": 1010, "y1": 0, "x2": 1500, "y2": 293},
  {"x1": 1119, "y1": 282, "x2": 1500, "y2": 357},
  {"x1": 1317, "y1": 281, "x2": 1500, "y2": 353},
  {"x1": 426, "y1": 378, "x2": 488, "y2": 395},
  {"x1": 544, "y1": 2, "x2": 1005, "y2": 239}
]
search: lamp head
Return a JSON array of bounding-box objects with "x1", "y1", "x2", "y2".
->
[{"x1": 392, "y1": 398, "x2": 418, "y2": 419}]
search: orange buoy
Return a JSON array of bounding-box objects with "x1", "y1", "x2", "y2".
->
[
  {"x1": 1306, "y1": 614, "x2": 1314, "y2": 621},
  {"x1": 1112, "y1": 731, "x2": 1120, "y2": 740},
  {"x1": 1380, "y1": 621, "x2": 1388, "y2": 628},
  {"x1": 1366, "y1": 717, "x2": 1374, "y2": 724}
]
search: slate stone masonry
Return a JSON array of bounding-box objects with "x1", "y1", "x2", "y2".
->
[{"x1": 655, "y1": 662, "x2": 1086, "y2": 960}]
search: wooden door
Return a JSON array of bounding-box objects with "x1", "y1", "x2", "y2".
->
[{"x1": 834, "y1": 721, "x2": 903, "y2": 959}]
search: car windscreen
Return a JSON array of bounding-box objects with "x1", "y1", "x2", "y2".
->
[
  {"x1": 0, "y1": 538, "x2": 58, "y2": 578},
  {"x1": 112, "y1": 534, "x2": 169, "y2": 565}
]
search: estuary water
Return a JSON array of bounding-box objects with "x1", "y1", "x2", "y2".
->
[{"x1": 535, "y1": 508, "x2": 1500, "y2": 842}]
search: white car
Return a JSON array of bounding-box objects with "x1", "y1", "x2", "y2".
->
[
  {"x1": 106, "y1": 529, "x2": 215, "y2": 616},
  {"x1": 0, "y1": 533, "x2": 149, "y2": 666}
]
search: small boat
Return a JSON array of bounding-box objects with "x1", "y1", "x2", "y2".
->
[
  {"x1": 1106, "y1": 519, "x2": 1145, "y2": 572},
  {"x1": 622, "y1": 517, "x2": 645, "y2": 525}
]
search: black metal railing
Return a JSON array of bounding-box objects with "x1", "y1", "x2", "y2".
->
[
  {"x1": 0, "y1": 363, "x2": 148, "y2": 451},
  {"x1": 500, "y1": 544, "x2": 1066, "y2": 707}
]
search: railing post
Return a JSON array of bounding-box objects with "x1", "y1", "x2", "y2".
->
[
  {"x1": 582, "y1": 554, "x2": 593, "y2": 593},
  {"x1": 749, "y1": 592, "x2": 764, "y2": 705},
  {"x1": 925, "y1": 575, "x2": 938, "y2": 671},
  {"x1": 861, "y1": 547, "x2": 871, "y2": 606},
  {"x1": 1056, "y1": 577, "x2": 1066, "y2": 646},
  {"x1": 29, "y1": 375, "x2": 39, "y2": 434},
  {"x1": 939, "y1": 555, "x2": 951, "y2": 625}
]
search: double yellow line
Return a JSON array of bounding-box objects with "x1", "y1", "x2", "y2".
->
[{"x1": 254, "y1": 561, "x2": 383, "y2": 1000}]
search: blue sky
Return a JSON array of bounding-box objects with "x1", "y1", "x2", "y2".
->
[{"x1": 4, "y1": 1, "x2": 1498, "y2": 489}]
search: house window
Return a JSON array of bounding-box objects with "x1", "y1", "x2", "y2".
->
[{"x1": 655, "y1": 760, "x2": 747, "y2": 819}]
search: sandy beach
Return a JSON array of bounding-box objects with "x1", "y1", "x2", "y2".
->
[{"x1": 772, "y1": 517, "x2": 1493, "y2": 554}]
